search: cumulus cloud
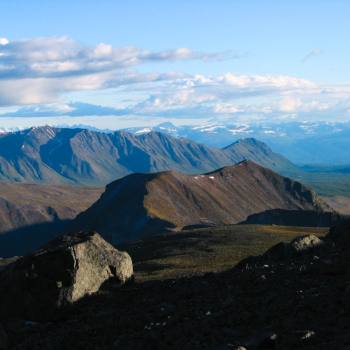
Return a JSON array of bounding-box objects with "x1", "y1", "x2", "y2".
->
[
  {"x1": 126, "y1": 72, "x2": 320, "y2": 117},
  {"x1": 0, "y1": 36, "x2": 348, "y2": 123},
  {"x1": 0, "y1": 36, "x2": 231, "y2": 106},
  {"x1": 5, "y1": 102, "x2": 126, "y2": 117},
  {"x1": 0, "y1": 36, "x2": 229, "y2": 80},
  {"x1": 0, "y1": 38, "x2": 9, "y2": 46},
  {"x1": 2, "y1": 66, "x2": 345, "y2": 122},
  {"x1": 0, "y1": 35, "x2": 320, "y2": 112}
]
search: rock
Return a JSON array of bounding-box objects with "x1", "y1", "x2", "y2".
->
[
  {"x1": 277, "y1": 330, "x2": 317, "y2": 348},
  {"x1": 0, "y1": 231, "x2": 133, "y2": 320},
  {"x1": 262, "y1": 234, "x2": 324, "y2": 261},
  {"x1": 300, "y1": 330, "x2": 315, "y2": 340},
  {"x1": 290, "y1": 235, "x2": 323, "y2": 252}
]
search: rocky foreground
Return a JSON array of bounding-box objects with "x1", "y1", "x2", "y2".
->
[{"x1": 1, "y1": 222, "x2": 350, "y2": 349}]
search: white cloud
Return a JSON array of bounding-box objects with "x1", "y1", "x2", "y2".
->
[
  {"x1": 0, "y1": 38, "x2": 9, "y2": 46},
  {"x1": 0, "y1": 36, "x2": 231, "y2": 106},
  {"x1": 213, "y1": 103, "x2": 241, "y2": 114},
  {"x1": 0, "y1": 36, "x2": 229, "y2": 80},
  {"x1": 279, "y1": 97, "x2": 303, "y2": 112},
  {"x1": 219, "y1": 73, "x2": 316, "y2": 89},
  {"x1": 125, "y1": 72, "x2": 321, "y2": 118},
  {"x1": 0, "y1": 36, "x2": 349, "y2": 123}
]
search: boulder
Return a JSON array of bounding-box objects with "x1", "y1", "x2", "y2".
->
[
  {"x1": 263, "y1": 234, "x2": 324, "y2": 261},
  {"x1": 0, "y1": 231, "x2": 133, "y2": 320},
  {"x1": 290, "y1": 234, "x2": 323, "y2": 252}
]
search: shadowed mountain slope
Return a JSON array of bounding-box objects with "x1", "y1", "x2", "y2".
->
[
  {"x1": 223, "y1": 138, "x2": 297, "y2": 173},
  {"x1": 0, "y1": 182, "x2": 102, "y2": 234},
  {"x1": 73, "y1": 161, "x2": 331, "y2": 243},
  {"x1": 0, "y1": 127, "x2": 298, "y2": 186}
]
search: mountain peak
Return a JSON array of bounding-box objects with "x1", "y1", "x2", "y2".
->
[
  {"x1": 157, "y1": 122, "x2": 176, "y2": 129},
  {"x1": 224, "y1": 137, "x2": 266, "y2": 149},
  {"x1": 73, "y1": 162, "x2": 328, "y2": 243},
  {"x1": 27, "y1": 125, "x2": 57, "y2": 135}
]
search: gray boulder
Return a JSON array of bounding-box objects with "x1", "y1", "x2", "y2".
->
[
  {"x1": 290, "y1": 234, "x2": 323, "y2": 252},
  {"x1": 0, "y1": 231, "x2": 133, "y2": 320},
  {"x1": 262, "y1": 234, "x2": 324, "y2": 261}
]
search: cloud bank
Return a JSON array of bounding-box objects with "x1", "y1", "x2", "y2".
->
[
  {"x1": 0, "y1": 36, "x2": 349, "y2": 124},
  {"x1": 0, "y1": 36, "x2": 230, "y2": 106}
]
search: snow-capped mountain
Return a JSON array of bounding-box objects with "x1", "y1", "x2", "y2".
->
[{"x1": 125, "y1": 121, "x2": 350, "y2": 165}]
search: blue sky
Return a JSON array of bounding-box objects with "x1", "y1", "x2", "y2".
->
[{"x1": 0, "y1": 0, "x2": 350, "y2": 129}]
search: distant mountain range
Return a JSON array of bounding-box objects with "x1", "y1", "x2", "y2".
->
[
  {"x1": 72, "y1": 161, "x2": 332, "y2": 243},
  {"x1": 2, "y1": 120, "x2": 350, "y2": 165},
  {"x1": 125, "y1": 121, "x2": 350, "y2": 165},
  {"x1": 0, "y1": 126, "x2": 297, "y2": 186}
]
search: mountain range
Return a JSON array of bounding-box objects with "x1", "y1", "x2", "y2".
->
[
  {"x1": 72, "y1": 161, "x2": 332, "y2": 243},
  {"x1": 0, "y1": 126, "x2": 297, "y2": 186},
  {"x1": 125, "y1": 121, "x2": 350, "y2": 165}
]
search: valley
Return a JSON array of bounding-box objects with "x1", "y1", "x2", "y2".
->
[
  {"x1": 120, "y1": 224, "x2": 328, "y2": 282},
  {"x1": 0, "y1": 127, "x2": 347, "y2": 350},
  {"x1": 2, "y1": 5, "x2": 350, "y2": 349},
  {"x1": 0, "y1": 127, "x2": 346, "y2": 258},
  {"x1": 0, "y1": 127, "x2": 348, "y2": 350}
]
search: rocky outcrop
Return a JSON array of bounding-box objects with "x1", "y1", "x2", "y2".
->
[
  {"x1": 290, "y1": 234, "x2": 324, "y2": 252},
  {"x1": 263, "y1": 234, "x2": 324, "y2": 261},
  {"x1": 0, "y1": 231, "x2": 133, "y2": 320},
  {"x1": 4, "y1": 221, "x2": 350, "y2": 349},
  {"x1": 237, "y1": 234, "x2": 325, "y2": 267}
]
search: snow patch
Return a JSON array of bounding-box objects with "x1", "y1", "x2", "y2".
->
[{"x1": 135, "y1": 128, "x2": 152, "y2": 135}]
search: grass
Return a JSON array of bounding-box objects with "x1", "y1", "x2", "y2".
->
[{"x1": 121, "y1": 224, "x2": 328, "y2": 282}]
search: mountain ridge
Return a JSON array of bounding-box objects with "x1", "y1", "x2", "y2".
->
[
  {"x1": 126, "y1": 121, "x2": 350, "y2": 165},
  {"x1": 0, "y1": 126, "x2": 298, "y2": 186},
  {"x1": 72, "y1": 160, "x2": 332, "y2": 243}
]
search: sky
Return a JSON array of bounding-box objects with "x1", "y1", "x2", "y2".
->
[{"x1": 0, "y1": 0, "x2": 350, "y2": 130}]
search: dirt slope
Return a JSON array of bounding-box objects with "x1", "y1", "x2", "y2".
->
[
  {"x1": 0, "y1": 182, "x2": 102, "y2": 233},
  {"x1": 73, "y1": 160, "x2": 331, "y2": 243}
]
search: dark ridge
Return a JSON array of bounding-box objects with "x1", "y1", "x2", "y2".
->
[{"x1": 241, "y1": 208, "x2": 345, "y2": 227}]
